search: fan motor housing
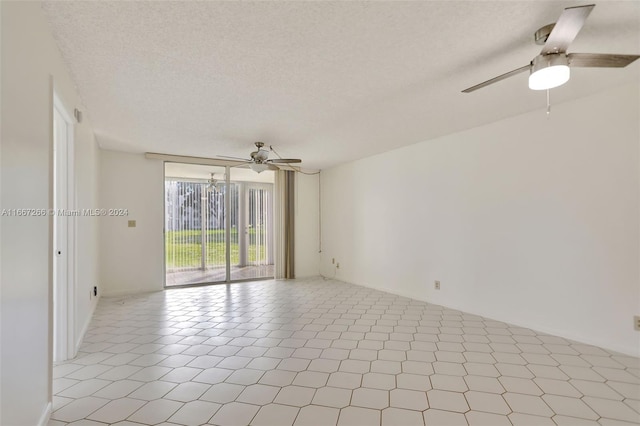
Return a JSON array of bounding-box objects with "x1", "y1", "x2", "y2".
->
[{"x1": 531, "y1": 53, "x2": 569, "y2": 73}]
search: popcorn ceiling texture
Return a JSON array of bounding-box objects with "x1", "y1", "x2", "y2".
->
[{"x1": 42, "y1": 1, "x2": 639, "y2": 169}]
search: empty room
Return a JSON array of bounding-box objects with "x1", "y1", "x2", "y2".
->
[{"x1": 1, "y1": 1, "x2": 639, "y2": 425}]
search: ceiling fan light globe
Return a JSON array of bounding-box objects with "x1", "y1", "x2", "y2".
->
[
  {"x1": 529, "y1": 54, "x2": 570, "y2": 90},
  {"x1": 249, "y1": 163, "x2": 269, "y2": 173}
]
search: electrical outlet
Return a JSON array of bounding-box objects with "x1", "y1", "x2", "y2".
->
[
  {"x1": 94, "y1": 286, "x2": 98, "y2": 297},
  {"x1": 434, "y1": 280, "x2": 441, "y2": 290},
  {"x1": 635, "y1": 316, "x2": 640, "y2": 331}
]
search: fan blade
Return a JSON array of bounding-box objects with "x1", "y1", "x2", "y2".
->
[
  {"x1": 541, "y1": 4, "x2": 594, "y2": 55},
  {"x1": 461, "y1": 65, "x2": 530, "y2": 93},
  {"x1": 217, "y1": 155, "x2": 250, "y2": 162},
  {"x1": 268, "y1": 158, "x2": 302, "y2": 164},
  {"x1": 568, "y1": 53, "x2": 640, "y2": 68}
]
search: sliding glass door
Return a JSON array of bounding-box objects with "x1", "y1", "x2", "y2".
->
[
  {"x1": 229, "y1": 166, "x2": 274, "y2": 281},
  {"x1": 164, "y1": 163, "x2": 274, "y2": 286}
]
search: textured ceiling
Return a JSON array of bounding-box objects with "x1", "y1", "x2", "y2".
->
[{"x1": 42, "y1": 1, "x2": 640, "y2": 170}]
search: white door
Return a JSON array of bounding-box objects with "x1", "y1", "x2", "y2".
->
[{"x1": 53, "y1": 97, "x2": 75, "y2": 362}]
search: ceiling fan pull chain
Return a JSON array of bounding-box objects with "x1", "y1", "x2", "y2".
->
[{"x1": 546, "y1": 89, "x2": 551, "y2": 117}]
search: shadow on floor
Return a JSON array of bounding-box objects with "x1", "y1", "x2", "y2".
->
[{"x1": 166, "y1": 265, "x2": 274, "y2": 286}]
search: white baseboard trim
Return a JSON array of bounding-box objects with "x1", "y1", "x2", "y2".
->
[
  {"x1": 101, "y1": 288, "x2": 162, "y2": 298},
  {"x1": 442, "y1": 300, "x2": 640, "y2": 358},
  {"x1": 37, "y1": 402, "x2": 52, "y2": 426},
  {"x1": 75, "y1": 295, "x2": 99, "y2": 355},
  {"x1": 320, "y1": 275, "x2": 640, "y2": 358}
]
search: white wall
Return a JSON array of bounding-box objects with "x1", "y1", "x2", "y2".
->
[
  {"x1": 295, "y1": 173, "x2": 320, "y2": 277},
  {"x1": 75, "y1": 123, "x2": 101, "y2": 347},
  {"x1": 321, "y1": 83, "x2": 640, "y2": 356},
  {"x1": 100, "y1": 151, "x2": 320, "y2": 294},
  {"x1": 1, "y1": 2, "x2": 101, "y2": 424},
  {"x1": 100, "y1": 150, "x2": 164, "y2": 296}
]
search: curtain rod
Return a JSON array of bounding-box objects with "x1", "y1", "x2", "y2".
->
[{"x1": 145, "y1": 152, "x2": 244, "y2": 167}]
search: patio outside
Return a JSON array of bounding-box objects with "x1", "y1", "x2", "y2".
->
[{"x1": 165, "y1": 175, "x2": 274, "y2": 286}]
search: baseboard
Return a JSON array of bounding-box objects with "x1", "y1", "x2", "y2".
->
[
  {"x1": 75, "y1": 294, "x2": 99, "y2": 355},
  {"x1": 441, "y1": 299, "x2": 640, "y2": 358},
  {"x1": 37, "y1": 402, "x2": 52, "y2": 426},
  {"x1": 321, "y1": 275, "x2": 640, "y2": 358},
  {"x1": 101, "y1": 287, "x2": 162, "y2": 298}
]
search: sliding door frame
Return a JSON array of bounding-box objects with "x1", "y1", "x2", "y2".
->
[
  {"x1": 162, "y1": 161, "x2": 275, "y2": 288},
  {"x1": 225, "y1": 167, "x2": 231, "y2": 283}
]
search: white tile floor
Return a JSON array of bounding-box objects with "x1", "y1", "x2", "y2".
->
[{"x1": 49, "y1": 277, "x2": 640, "y2": 426}]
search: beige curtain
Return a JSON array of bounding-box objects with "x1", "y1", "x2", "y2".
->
[{"x1": 274, "y1": 170, "x2": 295, "y2": 278}]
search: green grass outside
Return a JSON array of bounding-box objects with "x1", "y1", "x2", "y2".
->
[{"x1": 166, "y1": 229, "x2": 267, "y2": 269}]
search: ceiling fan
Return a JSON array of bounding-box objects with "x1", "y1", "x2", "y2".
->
[
  {"x1": 207, "y1": 173, "x2": 220, "y2": 191},
  {"x1": 217, "y1": 142, "x2": 302, "y2": 173},
  {"x1": 462, "y1": 4, "x2": 639, "y2": 93}
]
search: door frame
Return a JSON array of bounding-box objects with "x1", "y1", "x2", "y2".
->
[
  {"x1": 163, "y1": 162, "x2": 275, "y2": 287},
  {"x1": 52, "y1": 91, "x2": 76, "y2": 362}
]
